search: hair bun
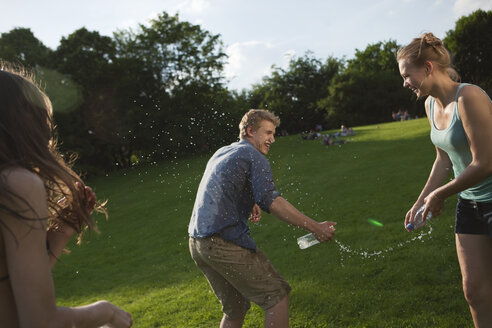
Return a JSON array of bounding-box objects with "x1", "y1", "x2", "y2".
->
[
  {"x1": 422, "y1": 32, "x2": 442, "y2": 47},
  {"x1": 419, "y1": 32, "x2": 445, "y2": 57}
]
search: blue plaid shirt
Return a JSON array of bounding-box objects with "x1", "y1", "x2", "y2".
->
[{"x1": 188, "y1": 139, "x2": 281, "y2": 250}]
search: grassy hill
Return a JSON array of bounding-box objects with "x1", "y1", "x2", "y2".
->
[{"x1": 52, "y1": 118, "x2": 472, "y2": 327}]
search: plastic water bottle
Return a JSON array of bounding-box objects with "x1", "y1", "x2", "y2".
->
[
  {"x1": 406, "y1": 204, "x2": 432, "y2": 231},
  {"x1": 297, "y1": 233, "x2": 319, "y2": 249}
]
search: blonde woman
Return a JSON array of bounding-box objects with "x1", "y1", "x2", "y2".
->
[{"x1": 397, "y1": 33, "x2": 492, "y2": 327}]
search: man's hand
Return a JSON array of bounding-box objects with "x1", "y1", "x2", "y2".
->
[
  {"x1": 312, "y1": 221, "x2": 337, "y2": 242},
  {"x1": 249, "y1": 204, "x2": 261, "y2": 223}
]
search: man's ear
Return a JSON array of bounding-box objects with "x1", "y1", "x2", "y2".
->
[{"x1": 246, "y1": 126, "x2": 255, "y2": 137}]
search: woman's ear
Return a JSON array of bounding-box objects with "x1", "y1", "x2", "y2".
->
[{"x1": 424, "y1": 61, "x2": 434, "y2": 76}]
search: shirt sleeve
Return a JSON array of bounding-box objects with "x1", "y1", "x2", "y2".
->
[{"x1": 250, "y1": 153, "x2": 281, "y2": 213}]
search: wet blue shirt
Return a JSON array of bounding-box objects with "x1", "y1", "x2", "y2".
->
[{"x1": 188, "y1": 139, "x2": 281, "y2": 251}]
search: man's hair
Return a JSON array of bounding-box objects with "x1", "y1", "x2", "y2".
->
[{"x1": 238, "y1": 109, "x2": 280, "y2": 139}]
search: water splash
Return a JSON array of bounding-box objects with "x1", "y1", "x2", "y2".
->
[{"x1": 334, "y1": 224, "x2": 433, "y2": 266}]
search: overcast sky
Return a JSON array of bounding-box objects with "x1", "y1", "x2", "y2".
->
[{"x1": 1, "y1": 0, "x2": 490, "y2": 90}]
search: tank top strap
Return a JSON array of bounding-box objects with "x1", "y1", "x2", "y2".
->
[
  {"x1": 455, "y1": 83, "x2": 470, "y2": 102},
  {"x1": 429, "y1": 96, "x2": 436, "y2": 126},
  {"x1": 454, "y1": 83, "x2": 471, "y2": 121}
]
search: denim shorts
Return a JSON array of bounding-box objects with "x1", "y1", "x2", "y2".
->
[
  {"x1": 455, "y1": 197, "x2": 492, "y2": 238},
  {"x1": 189, "y1": 236, "x2": 291, "y2": 319}
]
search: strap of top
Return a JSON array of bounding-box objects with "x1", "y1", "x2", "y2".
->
[
  {"x1": 454, "y1": 83, "x2": 470, "y2": 121},
  {"x1": 429, "y1": 97, "x2": 435, "y2": 125},
  {"x1": 430, "y1": 83, "x2": 469, "y2": 124},
  {"x1": 455, "y1": 83, "x2": 470, "y2": 102}
]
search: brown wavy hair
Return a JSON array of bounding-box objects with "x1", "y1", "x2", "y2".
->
[
  {"x1": 397, "y1": 32, "x2": 460, "y2": 82},
  {"x1": 0, "y1": 61, "x2": 105, "y2": 243}
]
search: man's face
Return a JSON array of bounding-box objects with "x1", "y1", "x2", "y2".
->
[{"x1": 247, "y1": 120, "x2": 276, "y2": 155}]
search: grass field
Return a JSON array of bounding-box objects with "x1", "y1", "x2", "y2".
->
[{"x1": 52, "y1": 118, "x2": 473, "y2": 327}]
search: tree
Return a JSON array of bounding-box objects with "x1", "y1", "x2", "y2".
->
[
  {"x1": 52, "y1": 28, "x2": 116, "y2": 87},
  {"x1": 250, "y1": 53, "x2": 343, "y2": 133},
  {"x1": 444, "y1": 9, "x2": 492, "y2": 94},
  {"x1": 114, "y1": 12, "x2": 227, "y2": 94},
  {"x1": 108, "y1": 12, "x2": 231, "y2": 165},
  {"x1": 319, "y1": 40, "x2": 419, "y2": 127},
  {"x1": 51, "y1": 28, "x2": 154, "y2": 172},
  {"x1": 320, "y1": 70, "x2": 415, "y2": 127},
  {"x1": 346, "y1": 40, "x2": 401, "y2": 74},
  {"x1": 0, "y1": 28, "x2": 52, "y2": 67}
]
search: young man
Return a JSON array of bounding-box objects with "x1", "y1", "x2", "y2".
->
[{"x1": 188, "y1": 109, "x2": 336, "y2": 328}]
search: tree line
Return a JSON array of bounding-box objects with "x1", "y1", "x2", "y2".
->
[{"x1": 1, "y1": 10, "x2": 490, "y2": 175}]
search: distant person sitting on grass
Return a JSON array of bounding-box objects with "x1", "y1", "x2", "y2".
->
[
  {"x1": 340, "y1": 125, "x2": 349, "y2": 136},
  {"x1": 0, "y1": 63, "x2": 132, "y2": 328},
  {"x1": 398, "y1": 33, "x2": 492, "y2": 328},
  {"x1": 340, "y1": 125, "x2": 355, "y2": 137},
  {"x1": 188, "y1": 109, "x2": 336, "y2": 328},
  {"x1": 323, "y1": 135, "x2": 346, "y2": 146}
]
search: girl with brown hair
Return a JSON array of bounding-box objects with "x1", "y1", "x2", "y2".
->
[{"x1": 0, "y1": 62, "x2": 132, "y2": 327}]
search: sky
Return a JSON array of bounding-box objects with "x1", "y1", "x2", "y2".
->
[{"x1": 1, "y1": 0, "x2": 490, "y2": 90}]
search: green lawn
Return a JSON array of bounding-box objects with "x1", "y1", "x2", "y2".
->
[{"x1": 53, "y1": 118, "x2": 472, "y2": 327}]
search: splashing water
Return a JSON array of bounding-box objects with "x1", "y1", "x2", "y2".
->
[{"x1": 334, "y1": 224, "x2": 434, "y2": 266}]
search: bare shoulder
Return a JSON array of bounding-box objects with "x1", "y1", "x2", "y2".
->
[
  {"x1": 460, "y1": 84, "x2": 489, "y2": 96},
  {"x1": 0, "y1": 168, "x2": 47, "y2": 217},
  {"x1": 458, "y1": 85, "x2": 492, "y2": 131},
  {"x1": 458, "y1": 85, "x2": 492, "y2": 109},
  {"x1": 1, "y1": 167, "x2": 45, "y2": 195}
]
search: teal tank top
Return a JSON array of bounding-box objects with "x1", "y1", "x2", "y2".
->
[{"x1": 430, "y1": 83, "x2": 492, "y2": 202}]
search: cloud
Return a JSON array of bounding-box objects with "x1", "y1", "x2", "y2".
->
[
  {"x1": 453, "y1": 0, "x2": 492, "y2": 17},
  {"x1": 224, "y1": 40, "x2": 280, "y2": 90},
  {"x1": 177, "y1": 0, "x2": 211, "y2": 14}
]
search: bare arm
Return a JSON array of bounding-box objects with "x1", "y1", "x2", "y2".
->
[
  {"x1": 404, "y1": 147, "x2": 452, "y2": 221},
  {"x1": 269, "y1": 196, "x2": 336, "y2": 242},
  {"x1": 2, "y1": 169, "x2": 132, "y2": 328},
  {"x1": 46, "y1": 224, "x2": 76, "y2": 268}
]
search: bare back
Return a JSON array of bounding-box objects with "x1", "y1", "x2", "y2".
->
[
  {"x1": 0, "y1": 230, "x2": 19, "y2": 326},
  {"x1": 0, "y1": 168, "x2": 48, "y2": 327}
]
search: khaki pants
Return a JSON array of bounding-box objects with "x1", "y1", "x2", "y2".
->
[{"x1": 189, "y1": 236, "x2": 291, "y2": 319}]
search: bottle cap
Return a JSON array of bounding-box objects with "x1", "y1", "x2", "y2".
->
[{"x1": 406, "y1": 223, "x2": 415, "y2": 231}]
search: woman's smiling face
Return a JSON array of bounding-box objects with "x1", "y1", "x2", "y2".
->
[{"x1": 399, "y1": 59, "x2": 428, "y2": 98}]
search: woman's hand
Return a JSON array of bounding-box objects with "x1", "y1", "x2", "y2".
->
[
  {"x1": 404, "y1": 202, "x2": 423, "y2": 231},
  {"x1": 101, "y1": 301, "x2": 133, "y2": 328},
  {"x1": 75, "y1": 182, "x2": 96, "y2": 214},
  {"x1": 404, "y1": 192, "x2": 445, "y2": 231},
  {"x1": 422, "y1": 191, "x2": 445, "y2": 219}
]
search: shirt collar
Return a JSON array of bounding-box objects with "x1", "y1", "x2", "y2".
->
[{"x1": 239, "y1": 138, "x2": 253, "y2": 147}]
